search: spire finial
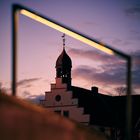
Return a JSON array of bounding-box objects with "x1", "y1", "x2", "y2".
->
[{"x1": 62, "y1": 33, "x2": 65, "y2": 49}]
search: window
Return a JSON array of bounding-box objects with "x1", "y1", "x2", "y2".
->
[
  {"x1": 63, "y1": 111, "x2": 69, "y2": 117},
  {"x1": 55, "y1": 95, "x2": 61, "y2": 102},
  {"x1": 54, "y1": 110, "x2": 61, "y2": 115}
]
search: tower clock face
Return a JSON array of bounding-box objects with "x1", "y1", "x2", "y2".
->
[{"x1": 55, "y1": 95, "x2": 61, "y2": 102}]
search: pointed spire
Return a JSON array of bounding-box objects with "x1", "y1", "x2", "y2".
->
[{"x1": 62, "y1": 33, "x2": 66, "y2": 49}]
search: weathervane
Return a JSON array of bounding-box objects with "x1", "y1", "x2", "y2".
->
[{"x1": 62, "y1": 33, "x2": 65, "y2": 48}]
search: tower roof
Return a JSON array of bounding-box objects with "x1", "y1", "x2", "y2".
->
[{"x1": 56, "y1": 48, "x2": 72, "y2": 69}]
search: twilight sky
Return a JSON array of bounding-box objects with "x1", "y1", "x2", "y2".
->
[{"x1": 0, "y1": 0, "x2": 140, "y2": 101}]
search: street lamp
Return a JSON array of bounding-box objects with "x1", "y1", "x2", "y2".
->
[{"x1": 12, "y1": 4, "x2": 132, "y2": 140}]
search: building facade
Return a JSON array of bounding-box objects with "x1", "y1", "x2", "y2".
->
[{"x1": 40, "y1": 46, "x2": 90, "y2": 125}]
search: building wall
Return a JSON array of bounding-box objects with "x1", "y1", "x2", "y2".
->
[{"x1": 40, "y1": 78, "x2": 90, "y2": 125}]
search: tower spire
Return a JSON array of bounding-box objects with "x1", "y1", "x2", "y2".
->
[
  {"x1": 56, "y1": 34, "x2": 72, "y2": 90},
  {"x1": 62, "y1": 33, "x2": 65, "y2": 49}
]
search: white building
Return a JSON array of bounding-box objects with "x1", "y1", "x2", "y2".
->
[{"x1": 40, "y1": 45, "x2": 90, "y2": 125}]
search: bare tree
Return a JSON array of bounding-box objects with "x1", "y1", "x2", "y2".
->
[{"x1": 115, "y1": 87, "x2": 127, "y2": 96}]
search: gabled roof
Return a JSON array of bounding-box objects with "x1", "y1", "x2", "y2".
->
[{"x1": 71, "y1": 86, "x2": 140, "y2": 128}]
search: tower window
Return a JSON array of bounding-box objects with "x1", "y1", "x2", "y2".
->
[{"x1": 63, "y1": 111, "x2": 69, "y2": 117}]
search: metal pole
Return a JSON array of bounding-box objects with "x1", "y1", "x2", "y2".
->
[
  {"x1": 11, "y1": 4, "x2": 132, "y2": 139},
  {"x1": 125, "y1": 56, "x2": 132, "y2": 140},
  {"x1": 12, "y1": 5, "x2": 18, "y2": 96}
]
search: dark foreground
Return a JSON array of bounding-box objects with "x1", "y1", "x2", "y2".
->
[{"x1": 0, "y1": 93, "x2": 107, "y2": 140}]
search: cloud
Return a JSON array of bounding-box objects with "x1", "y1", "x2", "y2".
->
[
  {"x1": 132, "y1": 50, "x2": 140, "y2": 65},
  {"x1": 24, "y1": 84, "x2": 32, "y2": 88},
  {"x1": 112, "y1": 38, "x2": 132, "y2": 46},
  {"x1": 21, "y1": 91, "x2": 31, "y2": 97},
  {"x1": 17, "y1": 78, "x2": 41, "y2": 87},
  {"x1": 69, "y1": 48, "x2": 126, "y2": 87},
  {"x1": 25, "y1": 94, "x2": 45, "y2": 104},
  {"x1": 19, "y1": 90, "x2": 44, "y2": 104},
  {"x1": 70, "y1": 48, "x2": 140, "y2": 94},
  {"x1": 73, "y1": 64, "x2": 126, "y2": 86},
  {"x1": 130, "y1": 30, "x2": 140, "y2": 35},
  {"x1": 68, "y1": 48, "x2": 123, "y2": 64},
  {"x1": 132, "y1": 68, "x2": 140, "y2": 88},
  {"x1": 131, "y1": 50, "x2": 140, "y2": 90},
  {"x1": 73, "y1": 63, "x2": 140, "y2": 94},
  {"x1": 69, "y1": 47, "x2": 140, "y2": 67},
  {"x1": 83, "y1": 21, "x2": 98, "y2": 26},
  {"x1": 131, "y1": 51, "x2": 140, "y2": 89},
  {"x1": 125, "y1": 5, "x2": 140, "y2": 18}
]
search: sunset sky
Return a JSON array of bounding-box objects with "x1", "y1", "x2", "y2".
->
[{"x1": 0, "y1": 0, "x2": 140, "y2": 101}]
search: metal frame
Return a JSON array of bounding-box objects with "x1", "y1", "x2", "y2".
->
[{"x1": 12, "y1": 4, "x2": 132, "y2": 140}]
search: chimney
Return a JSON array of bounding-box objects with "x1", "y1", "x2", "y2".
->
[{"x1": 91, "y1": 86, "x2": 98, "y2": 94}]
